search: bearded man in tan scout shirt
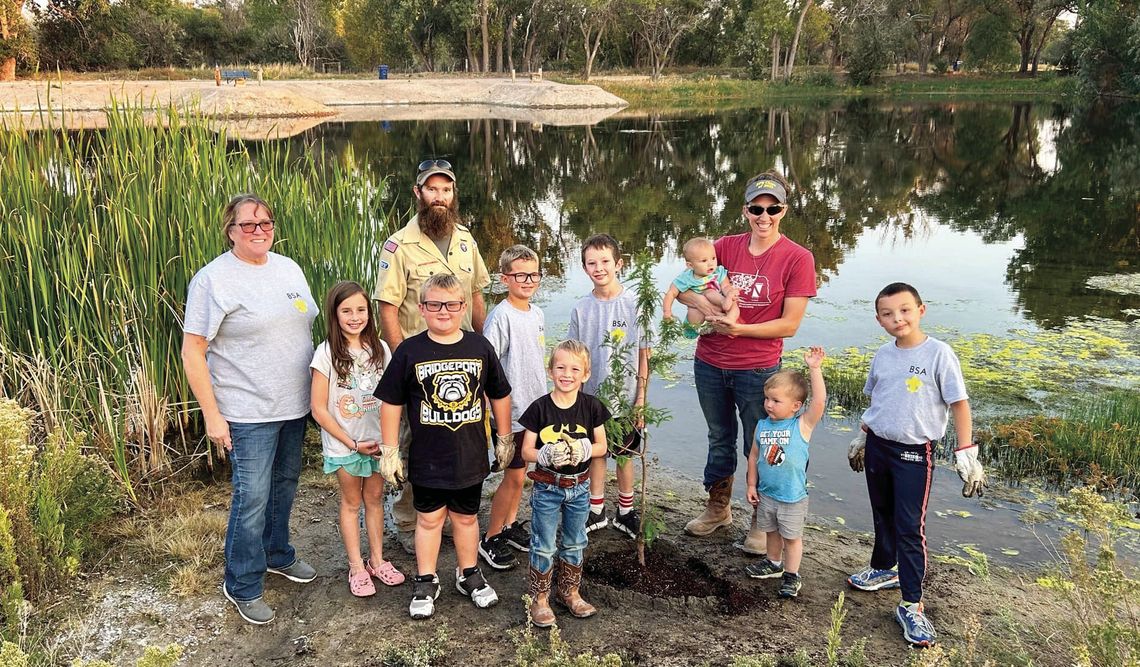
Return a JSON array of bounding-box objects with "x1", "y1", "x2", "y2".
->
[{"x1": 373, "y1": 159, "x2": 492, "y2": 554}]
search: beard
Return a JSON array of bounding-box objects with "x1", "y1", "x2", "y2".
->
[{"x1": 417, "y1": 197, "x2": 461, "y2": 240}]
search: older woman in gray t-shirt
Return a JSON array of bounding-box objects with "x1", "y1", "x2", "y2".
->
[{"x1": 181, "y1": 194, "x2": 318, "y2": 625}]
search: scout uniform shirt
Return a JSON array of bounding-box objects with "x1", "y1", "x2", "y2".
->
[{"x1": 372, "y1": 215, "x2": 492, "y2": 337}]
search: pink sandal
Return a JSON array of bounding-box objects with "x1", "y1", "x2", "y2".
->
[
  {"x1": 348, "y1": 567, "x2": 376, "y2": 597},
  {"x1": 366, "y1": 559, "x2": 405, "y2": 586}
]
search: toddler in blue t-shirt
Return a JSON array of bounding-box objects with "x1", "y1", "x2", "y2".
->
[
  {"x1": 663, "y1": 237, "x2": 739, "y2": 335},
  {"x1": 744, "y1": 346, "x2": 826, "y2": 599}
]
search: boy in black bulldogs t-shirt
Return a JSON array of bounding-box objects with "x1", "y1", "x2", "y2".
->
[{"x1": 375, "y1": 274, "x2": 513, "y2": 620}]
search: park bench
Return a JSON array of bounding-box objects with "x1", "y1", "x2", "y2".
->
[{"x1": 220, "y1": 69, "x2": 252, "y2": 85}]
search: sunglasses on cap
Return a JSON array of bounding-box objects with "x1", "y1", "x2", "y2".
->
[
  {"x1": 746, "y1": 204, "x2": 787, "y2": 217},
  {"x1": 417, "y1": 159, "x2": 452, "y2": 172}
]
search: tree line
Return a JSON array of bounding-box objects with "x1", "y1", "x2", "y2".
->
[{"x1": 1, "y1": 0, "x2": 1137, "y2": 95}]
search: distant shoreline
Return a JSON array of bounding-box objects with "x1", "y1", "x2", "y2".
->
[{"x1": 0, "y1": 77, "x2": 628, "y2": 123}]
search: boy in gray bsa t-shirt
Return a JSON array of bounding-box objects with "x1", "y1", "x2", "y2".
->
[
  {"x1": 566, "y1": 234, "x2": 650, "y2": 540},
  {"x1": 478, "y1": 246, "x2": 547, "y2": 570},
  {"x1": 846, "y1": 282, "x2": 986, "y2": 649}
]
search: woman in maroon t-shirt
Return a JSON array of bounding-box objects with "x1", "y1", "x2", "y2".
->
[{"x1": 678, "y1": 170, "x2": 817, "y2": 543}]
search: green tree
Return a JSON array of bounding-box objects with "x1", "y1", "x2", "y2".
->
[
  {"x1": 965, "y1": 11, "x2": 1018, "y2": 70},
  {"x1": 846, "y1": 16, "x2": 889, "y2": 84},
  {"x1": 0, "y1": 0, "x2": 31, "y2": 79},
  {"x1": 629, "y1": 0, "x2": 706, "y2": 79},
  {"x1": 1071, "y1": 0, "x2": 1140, "y2": 96}
]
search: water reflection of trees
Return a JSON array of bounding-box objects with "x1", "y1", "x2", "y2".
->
[{"x1": 300, "y1": 99, "x2": 1139, "y2": 328}]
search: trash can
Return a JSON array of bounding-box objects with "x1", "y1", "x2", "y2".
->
[{"x1": 378, "y1": 65, "x2": 389, "y2": 80}]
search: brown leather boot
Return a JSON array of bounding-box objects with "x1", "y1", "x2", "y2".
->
[
  {"x1": 684, "y1": 476, "x2": 734, "y2": 536},
  {"x1": 554, "y1": 559, "x2": 597, "y2": 618},
  {"x1": 528, "y1": 565, "x2": 556, "y2": 627}
]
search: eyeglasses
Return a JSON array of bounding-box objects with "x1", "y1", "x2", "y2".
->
[
  {"x1": 417, "y1": 159, "x2": 452, "y2": 172},
  {"x1": 505, "y1": 272, "x2": 542, "y2": 283},
  {"x1": 746, "y1": 204, "x2": 786, "y2": 217},
  {"x1": 230, "y1": 219, "x2": 275, "y2": 233},
  {"x1": 421, "y1": 300, "x2": 465, "y2": 312}
]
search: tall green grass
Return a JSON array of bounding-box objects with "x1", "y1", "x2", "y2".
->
[
  {"x1": 985, "y1": 390, "x2": 1140, "y2": 495},
  {"x1": 0, "y1": 106, "x2": 391, "y2": 499}
]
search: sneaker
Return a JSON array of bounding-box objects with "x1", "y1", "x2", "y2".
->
[
  {"x1": 612, "y1": 509, "x2": 641, "y2": 539},
  {"x1": 478, "y1": 533, "x2": 518, "y2": 570},
  {"x1": 501, "y1": 520, "x2": 531, "y2": 552},
  {"x1": 778, "y1": 572, "x2": 802, "y2": 598},
  {"x1": 221, "y1": 584, "x2": 275, "y2": 625},
  {"x1": 266, "y1": 559, "x2": 317, "y2": 583},
  {"x1": 847, "y1": 566, "x2": 901, "y2": 591},
  {"x1": 455, "y1": 567, "x2": 499, "y2": 609},
  {"x1": 397, "y1": 529, "x2": 416, "y2": 556},
  {"x1": 585, "y1": 509, "x2": 609, "y2": 533},
  {"x1": 895, "y1": 602, "x2": 937, "y2": 646},
  {"x1": 744, "y1": 558, "x2": 785, "y2": 579},
  {"x1": 409, "y1": 574, "x2": 441, "y2": 619}
]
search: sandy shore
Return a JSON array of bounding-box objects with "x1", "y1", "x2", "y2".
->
[{"x1": 0, "y1": 77, "x2": 628, "y2": 133}]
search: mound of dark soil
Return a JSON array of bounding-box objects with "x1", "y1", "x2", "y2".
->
[{"x1": 584, "y1": 539, "x2": 768, "y2": 616}]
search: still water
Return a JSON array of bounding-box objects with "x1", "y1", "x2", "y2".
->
[{"x1": 284, "y1": 99, "x2": 1140, "y2": 564}]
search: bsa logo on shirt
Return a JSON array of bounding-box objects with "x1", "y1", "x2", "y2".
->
[{"x1": 415, "y1": 359, "x2": 484, "y2": 431}]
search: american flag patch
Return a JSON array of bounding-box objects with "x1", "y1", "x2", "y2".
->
[{"x1": 383, "y1": 240, "x2": 398, "y2": 253}]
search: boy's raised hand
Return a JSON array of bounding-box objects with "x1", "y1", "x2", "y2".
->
[{"x1": 804, "y1": 345, "x2": 825, "y2": 369}]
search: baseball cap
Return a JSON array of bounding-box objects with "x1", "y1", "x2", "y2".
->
[
  {"x1": 743, "y1": 175, "x2": 787, "y2": 204},
  {"x1": 416, "y1": 159, "x2": 456, "y2": 186}
]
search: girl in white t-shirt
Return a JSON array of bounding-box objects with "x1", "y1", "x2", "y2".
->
[{"x1": 311, "y1": 281, "x2": 405, "y2": 596}]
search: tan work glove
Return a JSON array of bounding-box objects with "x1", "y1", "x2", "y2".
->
[
  {"x1": 848, "y1": 432, "x2": 866, "y2": 473},
  {"x1": 494, "y1": 433, "x2": 516, "y2": 472},
  {"x1": 378, "y1": 444, "x2": 405, "y2": 486}
]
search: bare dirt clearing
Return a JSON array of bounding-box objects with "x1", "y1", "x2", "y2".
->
[{"x1": 57, "y1": 470, "x2": 1067, "y2": 666}]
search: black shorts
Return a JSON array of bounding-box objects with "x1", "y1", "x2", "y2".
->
[
  {"x1": 611, "y1": 427, "x2": 643, "y2": 457},
  {"x1": 412, "y1": 481, "x2": 483, "y2": 515}
]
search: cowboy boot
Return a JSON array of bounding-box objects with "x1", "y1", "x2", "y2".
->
[
  {"x1": 528, "y1": 565, "x2": 556, "y2": 627},
  {"x1": 554, "y1": 559, "x2": 597, "y2": 618},
  {"x1": 684, "y1": 476, "x2": 734, "y2": 536}
]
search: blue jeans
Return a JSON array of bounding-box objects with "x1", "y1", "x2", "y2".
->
[
  {"x1": 694, "y1": 357, "x2": 780, "y2": 489},
  {"x1": 529, "y1": 481, "x2": 590, "y2": 574},
  {"x1": 224, "y1": 416, "x2": 306, "y2": 601}
]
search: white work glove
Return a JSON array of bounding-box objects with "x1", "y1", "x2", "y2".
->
[
  {"x1": 537, "y1": 443, "x2": 567, "y2": 469},
  {"x1": 954, "y1": 445, "x2": 987, "y2": 498},
  {"x1": 378, "y1": 444, "x2": 405, "y2": 486},
  {"x1": 493, "y1": 433, "x2": 515, "y2": 472},
  {"x1": 848, "y1": 432, "x2": 866, "y2": 473}
]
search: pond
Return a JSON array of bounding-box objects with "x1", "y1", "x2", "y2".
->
[
  {"x1": 262, "y1": 99, "x2": 1139, "y2": 564},
  {"x1": 273, "y1": 98, "x2": 1140, "y2": 566}
]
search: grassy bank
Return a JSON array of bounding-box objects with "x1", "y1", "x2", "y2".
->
[{"x1": 590, "y1": 72, "x2": 1072, "y2": 110}]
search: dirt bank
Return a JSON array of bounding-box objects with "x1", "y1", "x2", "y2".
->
[
  {"x1": 55, "y1": 469, "x2": 1068, "y2": 666},
  {"x1": 0, "y1": 77, "x2": 628, "y2": 126}
]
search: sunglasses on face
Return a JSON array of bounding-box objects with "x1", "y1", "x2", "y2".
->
[
  {"x1": 504, "y1": 272, "x2": 542, "y2": 283},
  {"x1": 230, "y1": 219, "x2": 275, "y2": 233},
  {"x1": 746, "y1": 204, "x2": 786, "y2": 217},
  {"x1": 417, "y1": 158, "x2": 452, "y2": 172},
  {"x1": 421, "y1": 300, "x2": 465, "y2": 312}
]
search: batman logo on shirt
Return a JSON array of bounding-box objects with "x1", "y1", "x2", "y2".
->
[{"x1": 538, "y1": 423, "x2": 588, "y2": 446}]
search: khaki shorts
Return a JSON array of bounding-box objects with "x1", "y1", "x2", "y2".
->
[{"x1": 755, "y1": 493, "x2": 809, "y2": 540}]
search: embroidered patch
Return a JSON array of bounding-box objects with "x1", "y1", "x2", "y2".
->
[
  {"x1": 460, "y1": 242, "x2": 468, "y2": 253},
  {"x1": 379, "y1": 260, "x2": 390, "y2": 270},
  {"x1": 383, "y1": 240, "x2": 398, "y2": 253}
]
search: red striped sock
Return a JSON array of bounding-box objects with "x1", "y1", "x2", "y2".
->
[
  {"x1": 618, "y1": 491, "x2": 634, "y2": 515},
  {"x1": 590, "y1": 495, "x2": 605, "y2": 515}
]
